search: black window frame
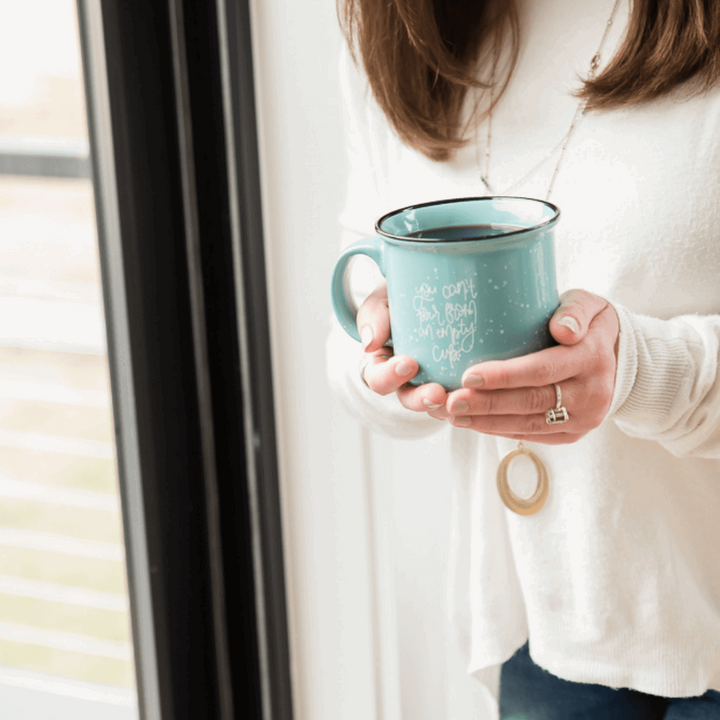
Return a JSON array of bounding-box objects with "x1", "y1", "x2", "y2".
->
[{"x1": 77, "y1": 1, "x2": 293, "y2": 718}]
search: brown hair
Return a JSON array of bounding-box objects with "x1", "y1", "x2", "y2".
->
[{"x1": 338, "y1": 0, "x2": 720, "y2": 161}]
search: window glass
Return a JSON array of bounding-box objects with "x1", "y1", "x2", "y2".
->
[{"x1": 0, "y1": 1, "x2": 138, "y2": 716}]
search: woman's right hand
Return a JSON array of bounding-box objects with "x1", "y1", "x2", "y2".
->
[{"x1": 357, "y1": 280, "x2": 450, "y2": 418}]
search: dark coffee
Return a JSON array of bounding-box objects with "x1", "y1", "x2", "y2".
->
[{"x1": 407, "y1": 224, "x2": 524, "y2": 241}]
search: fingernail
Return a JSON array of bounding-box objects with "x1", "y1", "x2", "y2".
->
[
  {"x1": 463, "y1": 374, "x2": 484, "y2": 388},
  {"x1": 450, "y1": 400, "x2": 469, "y2": 413},
  {"x1": 361, "y1": 325, "x2": 373, "y2": 350},
  {"x1": 395, "y1": 359, "x2": 411, "y2": 377},
  {"x1": 557, "y1": 316, "x2": 580, "y2": 334},
  {"x1": 423, "y1": 399, "x2": 443, "y2": 410},
  {"x1": 453, "y1": 416, "x2": 472, "y2": 427}
]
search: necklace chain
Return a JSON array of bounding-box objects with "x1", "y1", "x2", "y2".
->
[
  {"x1": 480, "y1": 0, "x2": 622, "y2": 201},
  {"x1": 488, "y1": 0, "x2": 624, "y2": 512}
]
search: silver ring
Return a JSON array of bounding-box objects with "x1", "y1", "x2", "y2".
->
[
  {"x1": 546, "y1": 406, "x2": 569, "y2": 424},
  {"x1": 546, "y1": 383, "x2": 569, "y2": 424}
]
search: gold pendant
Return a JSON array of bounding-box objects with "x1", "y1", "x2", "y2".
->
[{"x1": 496, "y1": 443, "x2": 549, "y2": 516}]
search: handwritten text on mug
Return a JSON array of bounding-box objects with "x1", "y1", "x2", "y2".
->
[{"x1": 412, "y1": 279, "x2": 478, "y2": 368}]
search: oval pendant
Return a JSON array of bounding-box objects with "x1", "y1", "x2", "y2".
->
[{"x1": 496, "y1": 445, "x2": 549, "y2": 516}]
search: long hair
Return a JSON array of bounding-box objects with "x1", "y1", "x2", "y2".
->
[{"x1": 338, "y1": 0, "x2": 720, "y2": 161}]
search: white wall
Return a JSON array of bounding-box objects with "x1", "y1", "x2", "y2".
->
[
  {"x1": 249, "y1": 3, "x2": 377, "y2": 718},
  {"x1": 249, "y1": 2, "x2": 495, "y2": 719}
]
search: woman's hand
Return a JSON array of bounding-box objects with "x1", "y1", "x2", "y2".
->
[
  {"x1": 358, "y1": 284, "x2": 619, "y2": 438},
  {"x1": 358, "y1": 279, "x2": 449, "y2": 414},
  {"x1": 443, "y1": 290, "x2": 620, "y2": 444}
]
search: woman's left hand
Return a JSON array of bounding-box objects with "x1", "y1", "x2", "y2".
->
[{"x1": 441, "y1": 289, "x2": 620, "y2": 445}]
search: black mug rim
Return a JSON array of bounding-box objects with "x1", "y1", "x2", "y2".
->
[{"x1": 374, "y1": 195, "x2": 561, "y2": 243}]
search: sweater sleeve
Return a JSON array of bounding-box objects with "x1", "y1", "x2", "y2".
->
[
  {"x1": 607, "y1": 303, "x2": 720, "y2": 458},
  {"x1": 325, "y1": 47, "x2": 445, "y2": 440}
]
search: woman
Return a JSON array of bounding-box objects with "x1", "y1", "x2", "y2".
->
[{"x1": 328, "y1": 0, "x2": 720, "y2": 717}]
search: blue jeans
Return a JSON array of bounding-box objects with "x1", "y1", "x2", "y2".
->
[{"x1": 499, "y1": 643, "x2": 720, "y2": 719}]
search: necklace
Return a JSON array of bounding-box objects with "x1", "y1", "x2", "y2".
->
[
  {"x1": 491, "y1": 0, "x2": 623, "y2": 515},
  {"x1": 480, "y1": 0, "x2": 622, "y2": 201}
]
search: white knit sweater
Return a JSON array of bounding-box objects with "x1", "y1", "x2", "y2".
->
[{"x1": 327, "y1": 0, "x2": 720, "y2": 698}]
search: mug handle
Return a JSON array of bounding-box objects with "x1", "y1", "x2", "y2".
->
[{"x1": 330, "y1": 235, "x2": 386, "y2": 342}]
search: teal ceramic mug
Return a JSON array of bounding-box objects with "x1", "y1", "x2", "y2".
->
[{"x1": 331, "y1": 196, "x2": 560, "y2": 390}]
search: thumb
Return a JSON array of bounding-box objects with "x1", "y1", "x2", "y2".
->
[{"x1": 549, "y1": 289, "x2": 610, "y2": 346}]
